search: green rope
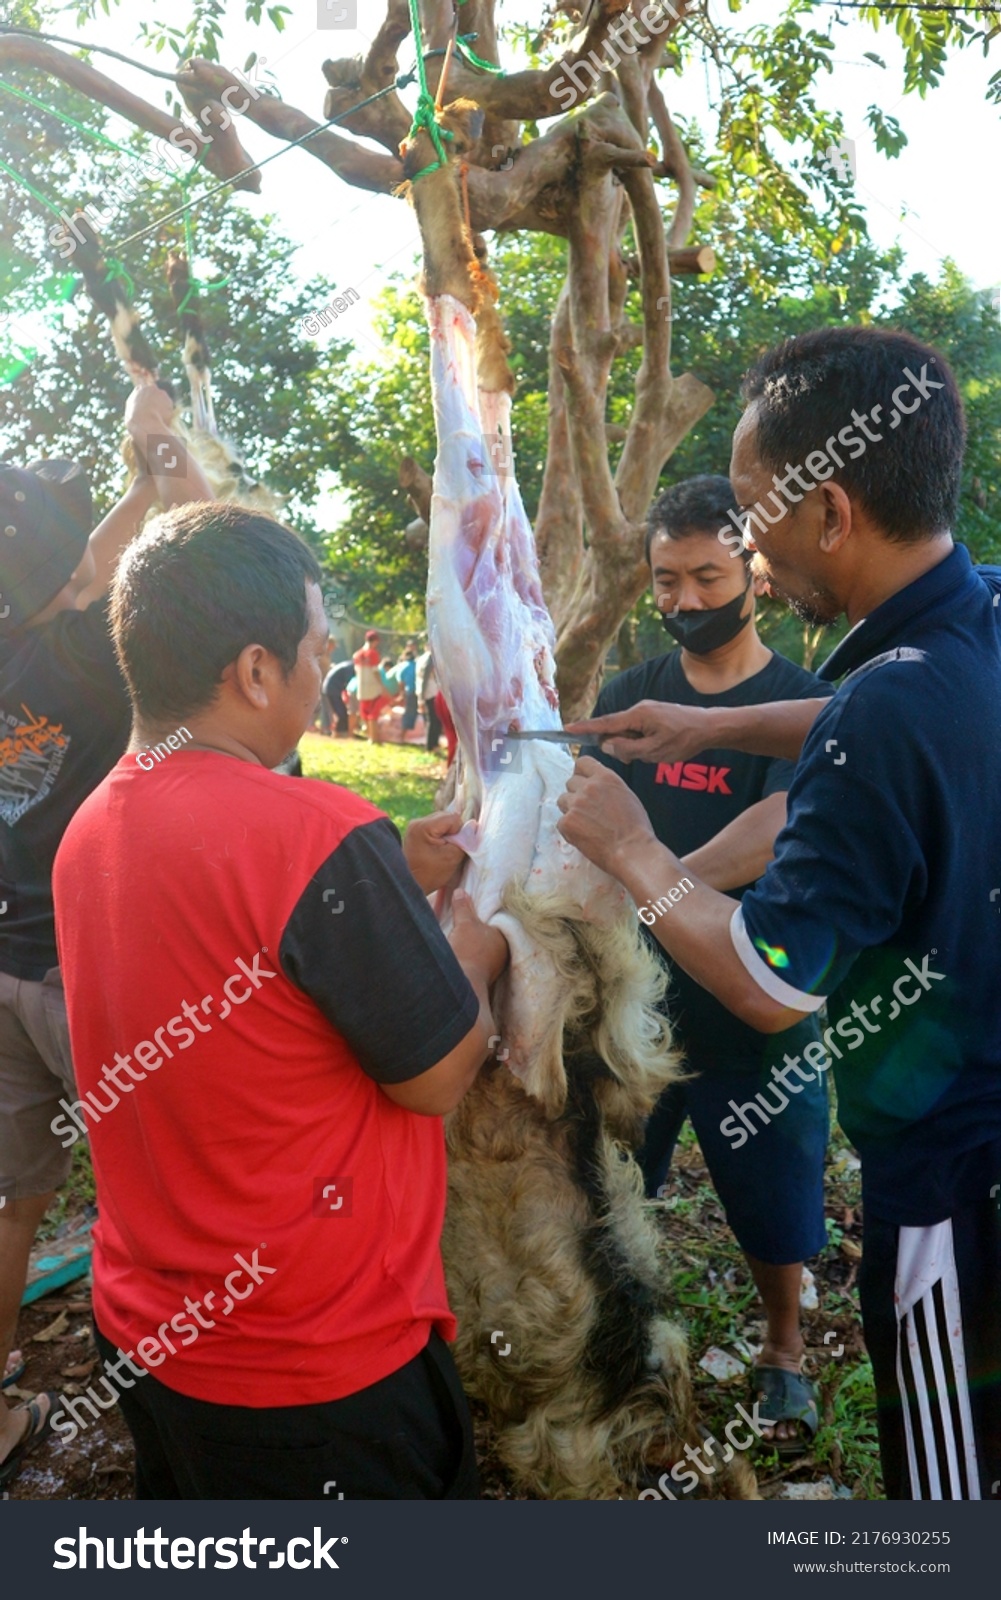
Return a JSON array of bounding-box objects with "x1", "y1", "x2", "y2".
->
[
  {"x1": 0, "y1": 152, "x2": 66, "y2": 219},
  {"x1": 455, "y1": 33, "x2": 504, "y2": 75},
  {"x1": 405, "y1": 0, "x2": 454, "y2": 182},
  {"x1": 175, "y1": 146, "x2": 230, "y2": 314},
  {"x1": 0, "y1": 79, "x2": 170, "y2": 172},
  {"x1": 403, "y1": 5, "x2": 505, "y2": 179},
  {"x1": 176, "y1": 207, "x2": 230, "y2": 314},
  {"x1": 102, "y1": 257, "x2": 134, "y2": 300},
  {"x1": 0, "y1": 58, "x2": 428, "y2": 310}
]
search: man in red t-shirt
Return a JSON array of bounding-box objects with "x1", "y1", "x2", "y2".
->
[
  {"x1": 353, "y1": 629, "x2": 389, "y2": 743},
  {"x1": 52, "y1": 501, "x2": 506, "y2": 1499}
]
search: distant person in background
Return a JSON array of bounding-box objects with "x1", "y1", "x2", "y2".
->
[
  {"x1": 323, "y1": 659, "x2": 354, "y2": 739},
  {"x1": 419, "y1": 649, "x2": 442, "y2": 752},
  {"x1": 434, "y1": 690, "x2": 457, "y2": 769},
  {"x1": 315, "y1": 644, "x2": 333, "y2": 736},
  {"x1": 345, "y1": 673, "x2": 361, "y2": 737},
  {"x1": 398, "y1": 647, "x2": 419, "y2": 734},
  {"x1": 353, "y1": 630, "x2": 389, "y2": 744}
]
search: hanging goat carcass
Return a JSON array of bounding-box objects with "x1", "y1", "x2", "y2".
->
[
  {"x1": 405, "y1": 108, "x2": 755, "y2": 1502},
  {"x1": 66, "y1": 213, "x2": 282, "y2": 516}
]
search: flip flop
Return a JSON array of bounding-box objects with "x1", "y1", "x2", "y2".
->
[
  {"x1": 2, "y1": 1358, "x2": 25, "y2": 1390},
  {"x1": 750, "y1": 1365, "x2": 819, "y2": 1461},
  {"x1": 0, "y1": 1391, "x2": 62, "y2": 1488}
]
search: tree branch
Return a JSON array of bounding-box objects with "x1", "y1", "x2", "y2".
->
[
  {"x1": 320, "y1": 0, "x2": 412, "y2": 156},
  {"x1": 400, "y1": 455, "x2": 433, "y2": 523},
  {"x1": 536, "y1": 288, "x2": 585, "y2": 627},
  {"x1": 0, "y1": 35, "x2": 260, "y2": 191},
  {"x1": 648, "y1": 77, "x2": 695, "y2": 250},
  {"x1": 180, "y1": 60, "x2": 404, "y2": 195},
  {"x1": 420, "y1": 0, "x2": 634, "y2": 123}
]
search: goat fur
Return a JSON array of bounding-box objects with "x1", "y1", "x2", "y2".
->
[{"x1": 443, "y1": 882, "x2": 757, "y2": 1501}]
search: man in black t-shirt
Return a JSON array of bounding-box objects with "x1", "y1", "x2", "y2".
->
[
  {"x1": 0, "y1": 385, "x2": 212, "y2": 1485},
  {"x1": 322, "y1": 659, "x2": 355, "y2": 738},
  {"x1": 594, "y1": 475, "x2": 833, "y2": 1455}
]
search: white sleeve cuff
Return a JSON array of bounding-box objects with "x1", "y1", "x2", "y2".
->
[{"x1": 729, "y1": 905, "x2": 827, "y2": 1014}]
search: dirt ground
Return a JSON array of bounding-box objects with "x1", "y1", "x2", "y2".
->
[{"x1": 7, "y1": 1128, "x2": 874, "y2": 1503}]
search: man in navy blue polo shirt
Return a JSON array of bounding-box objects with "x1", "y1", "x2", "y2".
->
[{"x1": 561, "y1": 326, "x2": 1001, "y2": 1500}]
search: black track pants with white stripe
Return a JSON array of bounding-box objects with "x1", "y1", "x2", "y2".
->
[{"x1": 859, "y1": 1194, "x2": 1001, "y2": 1499}]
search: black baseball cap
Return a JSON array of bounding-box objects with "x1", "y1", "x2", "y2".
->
[{"x1": 0, "y1": 459, "x2": 93, "y2": 631}]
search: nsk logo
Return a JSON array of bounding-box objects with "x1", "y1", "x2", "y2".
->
[{"x1": 655, "y1": 761, "x2": 732, "y2": 795}]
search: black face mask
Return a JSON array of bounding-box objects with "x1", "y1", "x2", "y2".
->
[{"x1": 660, "y1": 575, "x2": 752, "y2": 655}]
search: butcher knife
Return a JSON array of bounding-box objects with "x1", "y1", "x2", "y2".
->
[{"x1": 502, "y1": 729, "x2": 642, "y2": 745}]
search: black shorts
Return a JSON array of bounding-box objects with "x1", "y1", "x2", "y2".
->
[
  {"x1": 859, "y1": 1192, "x2": 1001, "y2": 1499},
  {"x1": 639, "y1": 1060, "x2": 829, "y2": 1265},
  {"x1": 93, "y1": 1324, "x2": 479, "y2": 1501}
]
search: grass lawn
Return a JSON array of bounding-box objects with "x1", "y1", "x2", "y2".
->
[{"x1": 299, "y1": 732, "x2": 446, "y2": 832}]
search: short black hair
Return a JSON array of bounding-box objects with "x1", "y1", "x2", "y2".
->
[
  {"x1": 645, "y1": 474, "x2": 748, "y2": 565},
  {"x1": 741, "y1": 326, "x2": 965, "y2": 541},
  {"x1": 111, "y1": 502, "x2": 322, "y2": 723}
]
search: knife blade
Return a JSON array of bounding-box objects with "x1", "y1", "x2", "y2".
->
[
  {"x1": 503, "y1": 730, "x2": 595, "y2": 743},
  {"x1": 503, "y1": 729, "x2": 642, "y2": 744}
]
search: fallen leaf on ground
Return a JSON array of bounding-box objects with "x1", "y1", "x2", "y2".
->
[
  {"x1": 32, "y1": 1310, "x2": 70, "y2": 1342},
  {"x1": 60, "y1": 1361, "x2": 96, "y2": 1380},
  {"x1": 839, "y1": 1238, "x2": 863, "y2": 1261}
]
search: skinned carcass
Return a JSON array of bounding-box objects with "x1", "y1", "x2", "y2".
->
[{"x1": 407, "y1": 111, "x2": 755, "y2": 1501}]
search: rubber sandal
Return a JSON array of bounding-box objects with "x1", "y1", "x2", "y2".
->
[
  {"x1": 0, "y1": 1390, "x2": 62, "y2": 1488},
  {"x1": 750, "y1": 1365, "x2": 819, "y2": 1461},
  {"x1": 2, "y1": 1359, "x2": 25, "y2": 1390}
]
